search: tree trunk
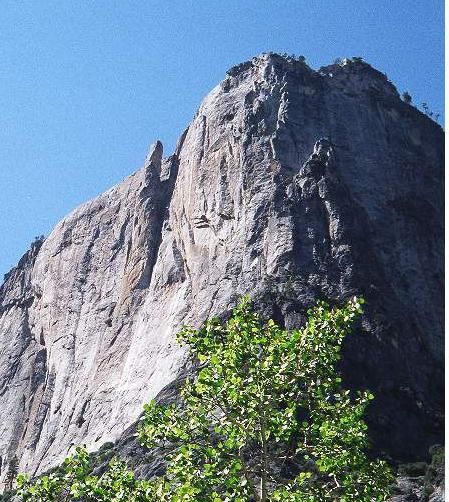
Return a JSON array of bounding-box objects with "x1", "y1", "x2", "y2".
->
[{"x1": 260, "y1": 412, "x2": 268, "y2": 502}]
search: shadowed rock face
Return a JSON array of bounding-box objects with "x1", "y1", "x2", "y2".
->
[{"x1": 0, "y1": 54, "x2": 443, "y2": 483}]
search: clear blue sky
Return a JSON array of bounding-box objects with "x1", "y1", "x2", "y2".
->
[{"x1": 0, "y1": 0, "x2": 444, "y2": 278}]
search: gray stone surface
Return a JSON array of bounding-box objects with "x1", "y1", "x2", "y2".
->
[{"x1": 0, "y1": 54, "x2": 443, "y2": 486}]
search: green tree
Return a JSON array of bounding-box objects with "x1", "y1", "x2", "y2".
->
[
  {"x1": 4, "y1": 456, "x2": 19, "y2": 492},
  {"x1": 402, "y1": 91, "x2": 412, "y2": 104},
  {"x1": 17, "y1": 297, "x2": 392, "y2": 501},
  {"x1": 17, "y1": 447, "x2": 156, "y2": 501},
  {"x1": 139, "y1": 297, "x2": 392, "y2": 501}
]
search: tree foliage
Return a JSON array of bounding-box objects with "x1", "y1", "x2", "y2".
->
[
  {"x1": 17, "y1": 448, "x2": 155, "y2": 501},
  {"x1": 402, "y1": 91, "x2": 412, "y2": 104},
  {"x1": 139, "y1": 296, "x2": 391, "y2": 501},
  {"x1": 16, "y1": 297, "x2": 392, "y2": 501},
  {"x1": 420, "y1": 102, "x2": 441, "y2": 122},
  {"x1": 4, "y1": 456, "x2": 18, "y2": 492}
]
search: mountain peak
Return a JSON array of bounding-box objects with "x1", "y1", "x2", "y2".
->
[
  {"x1": 145, "y1": 140, "x2": 163, "y2": 168},
  {"x1": 223, "y1": 53, "x2": 399, "y2": 100},
  {"x1": 0, "y1": 52, "x2": 443, "y2": 485}
]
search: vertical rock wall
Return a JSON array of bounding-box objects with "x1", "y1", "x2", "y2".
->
[{"x1": 0, "y1": 54, "x2": 443, "y2": 482}]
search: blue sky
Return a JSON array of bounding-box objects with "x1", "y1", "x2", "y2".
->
[{"x1": 0, "y1": 0, "x2": 444, "y2": 278}]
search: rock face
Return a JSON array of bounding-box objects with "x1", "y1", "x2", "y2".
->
[{"x1": 0, "y1": 54, "x2": 443, "y2": 484}]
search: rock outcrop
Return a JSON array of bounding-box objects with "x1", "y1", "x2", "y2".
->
[{"x1": 0, "y1": 54, "x2": 443, "y2": 485}]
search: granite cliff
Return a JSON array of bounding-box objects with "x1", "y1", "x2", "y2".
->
[{"x1": 0, "y1": 54, "x2": 443, "y2": 486}]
